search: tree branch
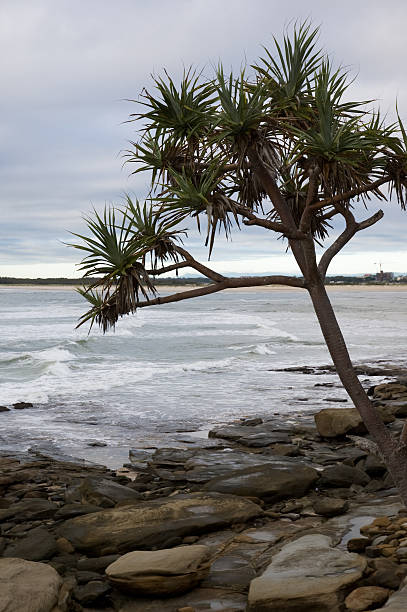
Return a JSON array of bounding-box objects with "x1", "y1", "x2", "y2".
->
[
  {"x1": 174, "y1": 246, "x2": 226, "y2": 282},
  {"x1": 133, "y1": 274, "x2": 305, "y2": 309},
  {"x1": 309, "y1": 177, "x2": 389, "y2": 212},
  {"x1": 147, "y1": 261, "x2": 190, "y2": 275},
  {"x1": 318, "y1": 209, "x2": 384, "y2": 278}
]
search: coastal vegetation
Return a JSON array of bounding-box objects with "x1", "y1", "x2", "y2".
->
[{"x1": 72, "y1": 24, "x2": 407, "y2": 505}]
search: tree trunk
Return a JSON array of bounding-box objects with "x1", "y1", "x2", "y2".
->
[{"x1": 307, "y1": 278, "x2": 407, "y2": 506}]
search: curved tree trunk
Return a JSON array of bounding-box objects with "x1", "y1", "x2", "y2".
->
[{"x1": 307, "y1": 279, "x2": 407, "y2": 506}]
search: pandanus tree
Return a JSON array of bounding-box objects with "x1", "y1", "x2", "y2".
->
[{"x1": 72, "y1": 24, "x2": 407, "y2": 503}]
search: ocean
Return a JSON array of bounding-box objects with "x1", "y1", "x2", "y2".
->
[{"x1": 1, "y1": 286, "x2": 406, "y2": 467}]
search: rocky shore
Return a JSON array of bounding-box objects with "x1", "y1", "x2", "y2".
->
[{"x1": 2, "y1": 381, "x2": 407, "y2": 611}]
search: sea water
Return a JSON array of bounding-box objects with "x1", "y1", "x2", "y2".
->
[{"x1": 0, "y1": 286, "x2": 406, "y2": 467}]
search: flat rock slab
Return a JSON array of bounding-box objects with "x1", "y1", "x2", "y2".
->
[
  {"x1": 117, "y1": 587, "x2": 247, "y2": 611},
  {"x1": 106, "y1": 545, "x2": 211, "y2": 595},
  {"x1": 184, "y1": 451, "x2": 311, "y2": 484},
  {"x1": 248, "y1": 534, "x2": 366, "y2": 612},
  {"x1": 59, "y1": 492, "x2": 262, "y2": 555},
  {"x1": 204, "y1": 462, "x2": 319, "y2": 501},
  {"x1": 0, "y1": 557, "x2": 62, "y2": 612},
  {"x1": 208, "y1": 424, "x2": 291, "y2": 447}
]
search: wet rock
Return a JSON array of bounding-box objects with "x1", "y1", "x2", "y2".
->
[
  {"x1": 55, "y1": 502, "x2": 103, "y2": 519},
  {"x1": 201, "y1": 553, "x2": 257, "y2": 589},
  {"x1": 78, "y1": 476, "x2": 142, "y2": 508},
  {"x1": 208, "y1": 424, "x2": 290, "y2": 446},
  {"x1": 184, "y1": 451, "x2": 274, "y2": 483},
  {"x1": 369, "y1": 567, "x2": 402, "y2": 589},
  {"x1": 13, "y1": 401, "x2": 33, "y2": 409},
  {"x1": 0, "y1": 498, "x2": 58, "y2": 522},
  {"x1": 59, "y1": 492, "x2": 262, "y2": 555},
  {"x1": 73, "y1": 580, "x2": 111, "y2": 604},
  {"x1": 345, "y1": 586, "x2": 389, "y2": 611},
  {"x1": 77, "y1": 555, "x2": 120, "y2": 572},
  {"x1": 0, "y1": 406, "x2": 10, "y2": 412},
  {"x1": 106, "y1": 545, "x2": 211, "y2": 595},
  {"x1": 248, "y1": 534, "x2": 366, "y2": 612},
  {"x1": 118, "y1": 587, "x2": 248, "y2": 611},
  {"x1": 240, "y1": 417, "x2": 263, "y2": 426},
  {"x1": 204, "y1": 462, "x2": 318, "y2": 502},
  {"x1": 0, "y1": 558, "x2": 62, "y2": 612},
  {"x1": 319, "y1": 464, "x2": 370, "y2": 488},
  {"x1": 347, "y1": 538, "x2": 370, "y2": 553},
  {"x1": 76, "y1": 570, "x2": 103, "y2": 583},
  {"x1": 313, "y1": 497, "x2": 349, "y2": 517},
  {"x1": 4, "y1": 526, "x2": 58, "y2": 561},
  {"x1": 314, "y1": 408, "x2": 366, "y2": 438}
]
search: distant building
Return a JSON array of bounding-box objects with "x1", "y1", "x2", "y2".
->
[{"x1": 376, "y1": 271, "x2": 393, "y2": 282}]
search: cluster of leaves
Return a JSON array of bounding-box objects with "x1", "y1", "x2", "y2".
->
[{"x1": 72, "y1": 21, "x2": 407, "y2": 331}]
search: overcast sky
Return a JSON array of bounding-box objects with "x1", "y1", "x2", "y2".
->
[{"x1": 1, "y1": 0, "x2": 407, "y2": 278}]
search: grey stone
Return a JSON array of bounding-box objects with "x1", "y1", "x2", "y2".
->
[
  {"x1": 319, "y1": 464, "x2": 370, "y2": 488},
  {"x1": 4, "y1": 527, "x2": 58, "y2": 561},
  {"x1": 0, "y1": 498, "x2": 58, "y2": 522},
  {"x1": 0, "y1": 558, "x2": 62, "y2": 612},
  {"x1": 248, "y1": 534, "x2": 366, "y2": 612},
  {"x1": 55, "y1": 503, "x2": 103, "y2": 519},
  {"x1": 204, "y1": 462, "x2": 318, "y2": 502},
  {"x1": 105, "y1": 545, "x2": 211, "y2": 595},
  {"x1": 313, "y1": 497, "x2": 349, "y2": 517},
  {"x1": 73, "y1": 580, "x2": 111, "y2": 604},
  {"x1": 59, "y1": 492, "x2": 262, "y2": 555},
  {"x1": 78, "y1": 476, "x2": 141, "y2": 508}
]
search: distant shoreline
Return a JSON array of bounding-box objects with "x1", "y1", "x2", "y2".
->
[{"x1": 2, "y1": 283, "x2": 407, "y2": 293}]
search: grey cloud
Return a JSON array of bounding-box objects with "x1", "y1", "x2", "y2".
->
[{"x1": 1, "y1": 0, "x2": 407, "y2": 275}]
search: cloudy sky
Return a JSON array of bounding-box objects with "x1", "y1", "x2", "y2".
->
[{"x1": 1, "y1": 0, "x2": 407, "y2": 278}]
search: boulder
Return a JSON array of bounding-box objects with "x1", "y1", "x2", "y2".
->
[
  {"x1": 319, "y1": 464, "x2": 370, "y2": 488},
  {"x1": 0, "y1": 406, "x2": 10, "y2": 412},
  {"x1": 345, "y1": 586, "x2": 389, "y2": 611},
  {"x1": 375, "y1": 580, "x2": 407, "y2": 611},
  {"x1": 72, "y1": 580, "x2": 111, "y2": 605},
  {"x1": 106, "y1": 545, "x2": 211, "y2": 595},
  {"x1": 247, "y1": 534, "x2": 366, "y2": 612},
  {"x1": 78, "y1": 476, "x2": 141, "y2": 508},
  {"x1": 313, "y1": 497, "x2": 349, "y2": 517},
  {"x1": 314, "y1": 408, "x2": 366, "y2": 438},
  {"x1": 184, "y1": 451, "x2": 274, "y2": 483},
  {"x1": 0, "y1": 498, "x2": 58, "y2": 522},
  {"x1": 0, "y1": 557, "x2": 62, "y2": 612},
  {"x1": 204, "y1": 462, "x2": 318, "y2": 502},
  {"x1": 4, "y1": 527, "x2": 58, "y2": 561},
  {"x1": 13, "y1": 401, "x2": 33, "y2": 409},
  {"x1": 59, "y1": 492, "x2": 262, "y2": 555}
]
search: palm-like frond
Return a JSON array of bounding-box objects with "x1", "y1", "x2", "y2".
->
[
  {"x1": 159, "y1": 163, "x2": 239, "y2": 257},
  {"x1": 123, "y1": 197, "x2": 185, "y2": 268},
  {"x1": 214, "y1": 68, "x2": 266, "y2": 154},
  {"x1": 129, "y1": 69, "x2": 216, "y2": 144},
  {"x1": 255, "y1": 22, "x2": 322, "y2": 107}
]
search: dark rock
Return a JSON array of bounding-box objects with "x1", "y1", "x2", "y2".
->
[
  {"x1": 319, "y1": 464, "x2": 370, "y2": 488},
  {"x1": 0, "y1": 406, "x2": 10, "y2": 412},
  {"x1": 204, "y1": 462, "x2": 318, "y2": 502},
  {"x1": 240, "y1": 417, "x2": 263, "y2": 426},
  {"x1": 362, "y1": 454, "x2": 387, "y2": 478},
  {"x1": 323, "y1": 397, "x2": 348, "y2": 403},
  {"x1": 76, "y1": 570, "x2": 106, "y2": 584},
  {"x1": 77, "y1": 555, "x2": 120, "y2": 572},
  {"x1": 13, "y1": 402, "x2": 33, "y2": 409},
  {"x1": 73, "y1": 580, "x2": 111, "y2": 604},
  {"x1": 3, "y1": 526, "x2": 58, "y2": 561},
  {"x1": 347, "y1": 538, "x2": 370, "y2": 553},
  {"x1": 59, "y1": 493, "x2": 262, "y2": 555},
  {"x1": 0, "y1": 498, "x2": 58, "y2": 521},
  {"x1": 312, "y1": 497, "x2": 349, "y2": 517},
  {"x1": 184, "y1": 451, "x2": 287, "y2": 483},
  {"x1": 55, "y1": 503, "x2": 104, "y2": 519},
  {"x1": 78, "y1": 476, "x2": 142, "y2": 508},
  {"x1": 369, "y1": 568, "x2": 402, "y2": 589}
]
